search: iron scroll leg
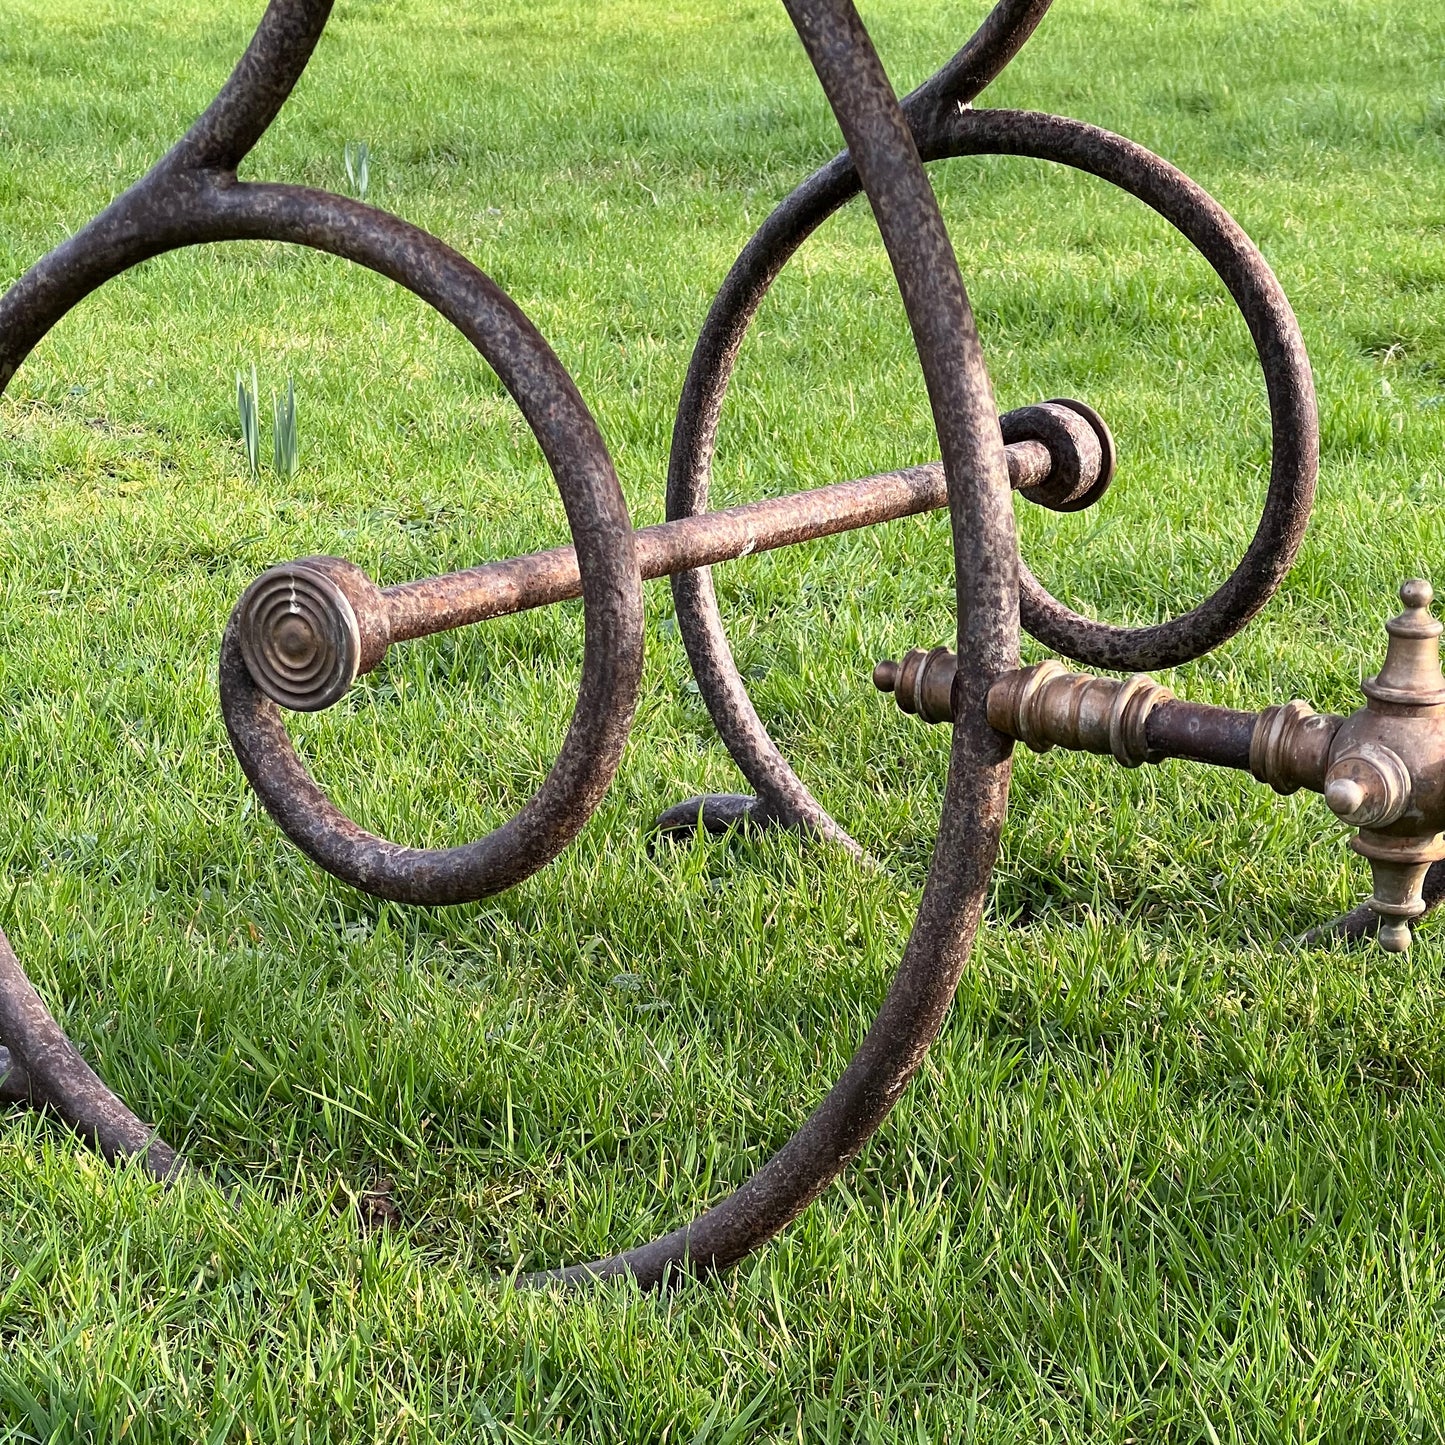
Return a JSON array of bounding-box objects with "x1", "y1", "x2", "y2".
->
[{"x1": 0, "y1": 0, "x2": 1333, "y2": 1290}]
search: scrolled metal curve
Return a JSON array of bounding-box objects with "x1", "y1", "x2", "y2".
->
[
  {"x1": 533, "y1": 0, "x2": 1021, "y2": 1286},
  {"x1": 7, "y1": 176, "x2": 648, "y2": 902},
  {"x1": 664, "y1": 0, "x2": 1058, "y2": 855},
  {"x1": 193, "y1": 186, "x2": 646, "y2": 906},
  {"x1": 927, "y1": 106, "x2": 1318, "y2": 673},
  {"x1": 663, "y1": 6, "x2": 1316, "y2": 848},
  {"x1": 0, "y1": 0, "x2": 645, "y2": 1173},
  {"x1": 0, "y1": 0, "x2": 1333, "y2": 1289}
]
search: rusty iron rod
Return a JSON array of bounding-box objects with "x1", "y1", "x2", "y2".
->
[
  {"x1": 229, "y1": 404, "x2": 1103, "y2": 719},
  {"x1": 383, "y1": 441, "x2": 1053, "y2": 643}
]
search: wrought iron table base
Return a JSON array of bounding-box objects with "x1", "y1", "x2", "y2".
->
[{"x1": 0, "y1": 0, "x2": 1414, "y2": 1286}]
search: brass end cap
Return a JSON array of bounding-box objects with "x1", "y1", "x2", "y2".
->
[
  {"x1": 873, "y1": 647, "x2": 957, "y2": 724},
  {"x1": 1323, "y1": 742, "x2": 1411, "y2": 828},
  {"x1": 234, "y1": 556, "x2": 389, "y2": 712}
]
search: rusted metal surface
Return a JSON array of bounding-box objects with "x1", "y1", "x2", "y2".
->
[
  {"x1": 0, "y1": 1049, "x2": 30, "y2": 1106},
  {"x1": 8, "y1": 0, "x2": 1392, "y2": 1288},
  {"x1": 382, "y1": 419, "x2": 1075, "y2": 643},
  {"x1": 0, "y1": 929, "x2": 178, "y2": 1179},
  {"x1": 659, "y1": 54, "x2": 1315, "y2": 855},
  {"x1": 232, "y1": 412, "x2": 1096, "y2": 713},
  {"x1": 539, "y1": 0, "x2": 1021, "y2": 1289},
  {"x1": 1148, "y1": 699, "x2": 1271, "y2": 774}
]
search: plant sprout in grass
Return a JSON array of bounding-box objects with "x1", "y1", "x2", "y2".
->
[
  {"x1": 344, "y1": 139, "x2": 370, "y2": 200},
  {"x1": 235, "y1": 361, "x2": 260, "y2": 477},
  {"x1": 272, "y1": 375, "x2": 299, "y2": 479}
]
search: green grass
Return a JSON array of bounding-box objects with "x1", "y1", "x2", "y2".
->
[{"x1": 2, "y1": 0, "x2": 1445, "y2": 1437}]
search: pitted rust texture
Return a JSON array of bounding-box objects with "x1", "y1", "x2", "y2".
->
[
  {"x1": 7, "y1": 0, "x2": 1395, "y2": 1290},
  {"x1": 235, "y1": 409, "x2": 1103, "y2": 714}
]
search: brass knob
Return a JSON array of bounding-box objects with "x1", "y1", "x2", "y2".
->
[
  {"x1": 872, "y1": 647, "x2": 957, "y2": 724},
  {"x1": 233, "y1": 556, "x2": 390, "y2": 712},
  {"x1": 1324, "y1": 777, "x2": 1366, "y2": 818},
  {"x1": 1363, "y1": 578, "x2": 1445, "y2": 707},
  {"x1": 1322, "y1": 742, "x2": 1411, "y2": 828}
]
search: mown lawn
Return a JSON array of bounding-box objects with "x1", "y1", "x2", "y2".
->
[{"x1": 2, "y1": 0, "x2": 1445, "y2": 1438}]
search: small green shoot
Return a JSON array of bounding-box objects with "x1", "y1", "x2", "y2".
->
[
  {"x1": 235, "y1": 362, "x2": 260, "y2": 477},
  {"x1": 344, "y1": 140, "x2": 370, "y2": 200},
  {"x1": 272, "y1": 375, "x2": 299, "y2": 479}
]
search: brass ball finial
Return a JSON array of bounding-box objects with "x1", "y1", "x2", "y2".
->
[
  {"x1": 1400, "y1": 578, "x2": 1434, "y2": 612},
  {"x1": 1324, "y1": 775, "x2": 1367, "y2": 819},
  {"x1": 1378, "y1": 918, "x2": 1413, "y2": 953},
  {"x1": 1363, "y1": 576, "x2": 1445, "y2": 708}
]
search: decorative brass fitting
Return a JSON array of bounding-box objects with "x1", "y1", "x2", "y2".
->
[
  {"x1": 874, "y1": 650, "x2": 1175, "y2": 767},
  {"x1": 875, "y1": 578, "x2": 1445, "y2": 952},
  {"x1": 871, "y1": 647, "x2": 957, "y2": 725},
  {"x1": 233, "y1": 556, "x2": 391, "y2": 713},
  {"x1": 982, "y1": 662, "x2": 1173, "y2": 767},
  {"x1": 1322, "y1": 579, "x2": 1445, "y2": 951},
  {"x1": 1248, "y1": 699, "x2": 1338, "y2": 796}
]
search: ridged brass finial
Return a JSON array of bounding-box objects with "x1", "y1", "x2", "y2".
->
[
  {"x1": 1363, "y1": 578, "x2": 1445, "y2": 708},
  {"x1": 872, "y1": 647, "x2": 958, "y2": 724}
]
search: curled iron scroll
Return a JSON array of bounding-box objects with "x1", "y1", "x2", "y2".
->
[{"x1": 0, "y1": 0, "x2": 1320, "y2": 1285}]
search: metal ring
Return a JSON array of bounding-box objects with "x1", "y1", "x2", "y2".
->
[
  {"x1": 1014, "y1": 659, "x2": 1069, "y2": 753},
  {"x1": 1108, "y1": 674, "x2": 1172, "y2": 768}
]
